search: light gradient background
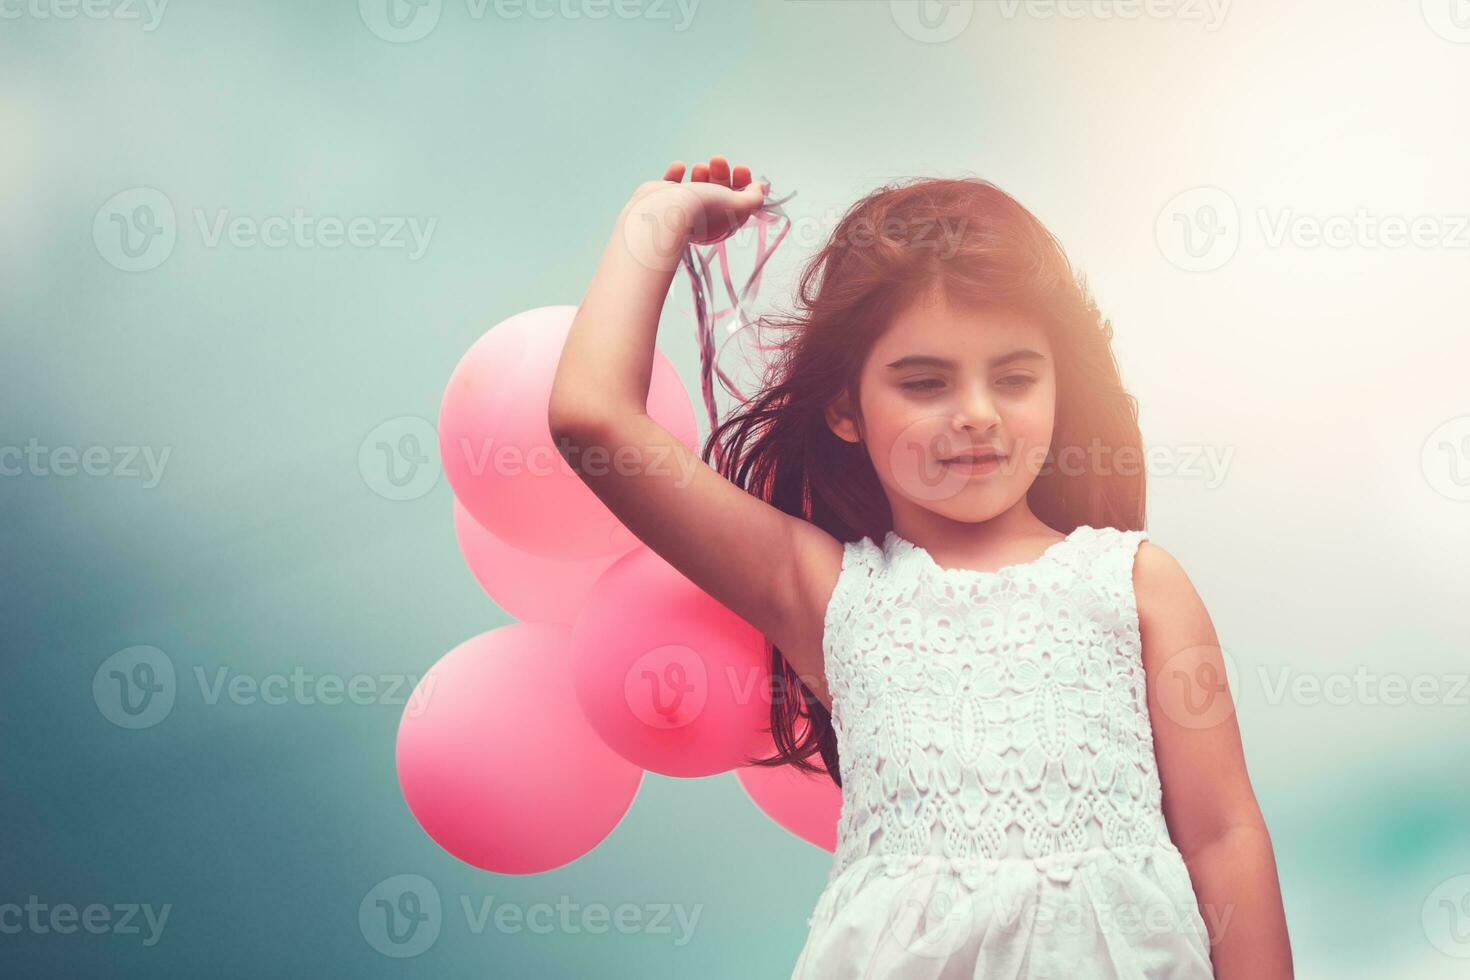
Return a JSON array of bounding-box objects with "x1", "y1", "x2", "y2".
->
[{"x1": 4, "y1": 1, "x2": 1470, "y2": 976}]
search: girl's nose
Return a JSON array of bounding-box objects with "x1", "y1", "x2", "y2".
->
[{"x1": 950, "y1": 383, "x2": 1001, "y2": 432}]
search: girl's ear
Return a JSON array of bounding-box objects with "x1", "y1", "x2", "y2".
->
[{"x1": 824, "y1": 390, "x2": 864, "y2": 444}]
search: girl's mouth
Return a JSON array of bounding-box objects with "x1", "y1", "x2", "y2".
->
[{"x1": 941, "y1": 452, "x2": 1005, "y2": 475}]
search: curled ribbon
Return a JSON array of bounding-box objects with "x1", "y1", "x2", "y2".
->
[{"x1": 678, "y1": 180, "x2": 796, "y2": 462}]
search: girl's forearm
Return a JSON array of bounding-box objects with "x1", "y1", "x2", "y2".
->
[
  {"x1": 551, "y1": 191, "x2": 692, "y2": 429},
  {"x1": 1181, "y1": 823, "x2": 1294, "y2": 979}
]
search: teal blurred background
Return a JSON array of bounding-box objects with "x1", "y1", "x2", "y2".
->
[{"x1": 4, "y1": 1, "x2": 1470, "y2": 976}]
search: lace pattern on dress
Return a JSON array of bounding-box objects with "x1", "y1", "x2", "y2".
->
[{"x1": 820, "y1": 525, "x2": 1166, "y2": 887}]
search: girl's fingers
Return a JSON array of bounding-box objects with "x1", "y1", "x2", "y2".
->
[
  {"x1": 677, "y1": 154, "x2": 757, "y2": 191},
  {"x1": 708, "y1": 155, "x2": 730, "y2": 188},
  {"x1": 674, "y1": 154, "x2": 764, "y2": 200}
]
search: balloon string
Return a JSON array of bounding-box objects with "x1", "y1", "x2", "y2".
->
[{"x1": 680, "y1": 183, "x2": 796, "y2": 462}]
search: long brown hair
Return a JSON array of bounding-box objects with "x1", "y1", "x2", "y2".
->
[{"x1": 703, "y1": 177, "x2": 1146, "y2": 788}]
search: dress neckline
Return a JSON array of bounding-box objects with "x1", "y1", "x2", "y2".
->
[{"x1": 883, "y1": 525, "x2": 1091, "y2": 579}]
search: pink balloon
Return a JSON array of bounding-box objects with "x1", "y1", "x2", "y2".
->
[
  {"x1": 396, "y1": 624, "x2": 644, "y2": 874},
  {"x1": 452, "y1": 498, "x2": 621, "y2": 626},
  {"x1": 439, "y1": 305, "x2": 700, "y2": 561},
  {"x1": 736, "y1": 734, "x2": 842, "y2": 852},
  {"x1": 572, "y1": 546, "x2": 771, "y2": 778}
]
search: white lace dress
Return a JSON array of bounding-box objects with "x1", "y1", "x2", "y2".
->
[{"x1": 791, "y1": 525, "x2": 1215, "y2": 979}]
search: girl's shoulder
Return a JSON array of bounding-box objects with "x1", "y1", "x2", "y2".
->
[{"x1": 1127, "y1": 532, "x2": 1214, "y2": 652}]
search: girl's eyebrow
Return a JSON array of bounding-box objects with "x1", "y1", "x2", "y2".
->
[{"x1": 885, "y1": 349, "x2": 1048, "y2": 371}]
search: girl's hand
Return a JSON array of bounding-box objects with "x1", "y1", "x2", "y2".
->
[{"x1": 628, "y1": 155, "x2": 769, "y2": 248}]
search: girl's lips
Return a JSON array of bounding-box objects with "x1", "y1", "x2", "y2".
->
[{"x1": 941, "y1": 454, "x2": 1004, "y2": 475}]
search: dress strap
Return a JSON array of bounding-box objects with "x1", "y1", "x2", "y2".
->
[
  {"x1": 1080, "y1": 524, "x2": 1147, "y2": 572},
  {"x1": 1099, "y1": 526, "x2": 1150, "y2": 633},
  {"x1": 1117, "y1": 527, "x2": 1150, "y2": 576}
]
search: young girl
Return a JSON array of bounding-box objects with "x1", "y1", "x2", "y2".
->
[{"x1": 549, "y1": 157, "x2": 1293, "y2": 978}]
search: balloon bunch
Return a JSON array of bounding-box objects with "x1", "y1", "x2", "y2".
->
[{"x1": 396, "y1": 189, "x2": 840, "y2": 874}]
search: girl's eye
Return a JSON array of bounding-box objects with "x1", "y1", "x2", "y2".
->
[{"x1": 902, "y1": 376, "x2": 1037, "y2": 393}]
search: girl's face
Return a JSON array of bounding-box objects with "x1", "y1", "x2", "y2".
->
[{"x1": 827, "y1": 288, "x2": 1057, "y2": 527}]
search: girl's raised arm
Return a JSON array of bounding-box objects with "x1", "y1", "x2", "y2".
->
[{"x1": 548, "y1": 157, "x2": 839, "y2": 709}]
